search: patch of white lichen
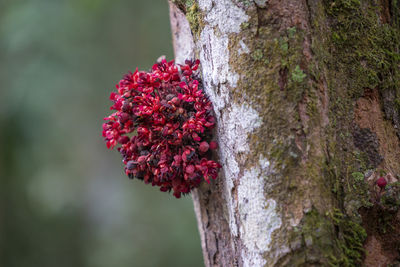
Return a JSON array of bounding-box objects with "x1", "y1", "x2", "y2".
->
[{"x1": 197, "y1": 0, "x2": 282, "y2": 266}]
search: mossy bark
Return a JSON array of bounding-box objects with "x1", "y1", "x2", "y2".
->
[{"x1": 169, "y1": 0, "x2": 400, "y2": 266}]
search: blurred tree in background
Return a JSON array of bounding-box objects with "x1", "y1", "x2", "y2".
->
[{"x1": 0, "y1": 0, "x2": 202, "y2": 266}]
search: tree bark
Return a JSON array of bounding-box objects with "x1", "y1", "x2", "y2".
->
[{"x1": 169, "y1": 0, "x2": 400, "y2": 266}]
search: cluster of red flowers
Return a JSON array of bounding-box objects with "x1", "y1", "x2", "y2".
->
[{"x1": 102, "y1": 58, "x2": 221, "y2": 198}]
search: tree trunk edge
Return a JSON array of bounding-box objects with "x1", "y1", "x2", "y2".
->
[{"x1": 169, "y1": 3, "x2": 212, "y2": 266}]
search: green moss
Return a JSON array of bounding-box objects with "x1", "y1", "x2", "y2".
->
[
  {"x1": 346, "y1": 169, "x2": 371, "y2": 209},
  {"x1": 328, "y1": 209, "x2": 367, "y2": 266},
  {"x1": 317, "y1": 0, "x2": 400, "y2": 219},
  {"x1": 282, "y1": 208, "x2": 366, "y2": 266},
  {"x1": 171, "y1": 0, "x2": 203, "y2": 38},
  {"x1": 291, "y1": 65, "x2": 307, "y2": 83},
  {"x1": 185, "y1": 3, "x2": 201, "y2": 37},
  {"x1": 287, "y1": 27, "x2": 297, "y2": 38},
  {"x1": 279, "y1": 38, "x2": 289, "y2": 52},
  {"x1": 353, "y1": 150, "x2": 368, "y2": 170},
  {"x1": 251, "y1": 49, "x2": 263, "y2": 61},
  {"x1": 300, "y1": 210, "x2": 336, "y2": 262},
  {"x1": 238, "y1": 0, "x2": 252, "y2": 6},
  {"x1": 351, "y1": 172, "x2": 364, "y2": 181},
  {"x1": 171, "y1": 0, "x2": 194, "y2": 10},
  {"x1": 241, "y1": 22, "x2": 250, "y2": 30},
  {"x1": 278, "y1": 209, "x2": 337, "y2": 265},
  {"x1": 326, "y1": 0, "x2": 400, "y2": 99}
]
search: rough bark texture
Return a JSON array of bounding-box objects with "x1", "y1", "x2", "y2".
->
[{"x1": 169, "y1": 0, "x2": 400, "y2": 266}]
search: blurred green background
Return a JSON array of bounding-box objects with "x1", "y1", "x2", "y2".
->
[{"x1": 0, "y1": 0, "x2": 203, "y2": 266}]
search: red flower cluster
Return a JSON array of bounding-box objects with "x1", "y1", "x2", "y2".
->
[{"x1": 102, "y1": 58, "x2": 221, "y2": 198}]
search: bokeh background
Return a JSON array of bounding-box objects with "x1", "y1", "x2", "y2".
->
[{"x1": 0, "y1": 0, "x2": 203, "y2": 266}]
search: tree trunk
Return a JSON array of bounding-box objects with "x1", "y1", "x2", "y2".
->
[{"x1": 169, "y1": 0, "x2": 400, "y2": 266}]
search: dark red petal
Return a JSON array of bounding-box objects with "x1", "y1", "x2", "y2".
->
[
  {"x1": 118, "y1": 136, "x2": 130, "y2": 144},
  {"x1": 199, "y1": 141, "x2": 209, "y2": 153}
]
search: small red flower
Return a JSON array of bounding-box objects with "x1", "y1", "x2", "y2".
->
[
  {"x1": 199, "y1": 141, "x2": 209, "y2": 153},
  {"x1": 102, "y1": 58, "x2": 221, "y2": 198},
  {"x1": 377, "y1": 177, "x2": 387, "y2": 189}
]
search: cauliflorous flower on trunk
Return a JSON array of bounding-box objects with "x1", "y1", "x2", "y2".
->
[
  {"x1": 102, "y1": 58, "x2": 221, "y2": 198},
  {"x1": 377, "y1": 176, "x2": 387, "y2": 189}
]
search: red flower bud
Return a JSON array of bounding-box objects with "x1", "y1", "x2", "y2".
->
[
  {"x1": 186, "y1": 165, "x2": 195, "y2": 174},
  {"x1": 172, "y1": 155, "x2": 182, "y2": 167},
  {"x1": 199, "y1": 141, "x2": 209, "y2": 153},
  {"x1": 377, "y1": 177, "x2": 387, "y2": 189},
  {"x1": 119, "y1": 112, "x2": 130, "y2": 123},
  {"x1": 117, "y1": 136, "x2": 130, "y2": 144},
  {"x1": 209, "y1": 141, "x2": 218, "y2": 150}
]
